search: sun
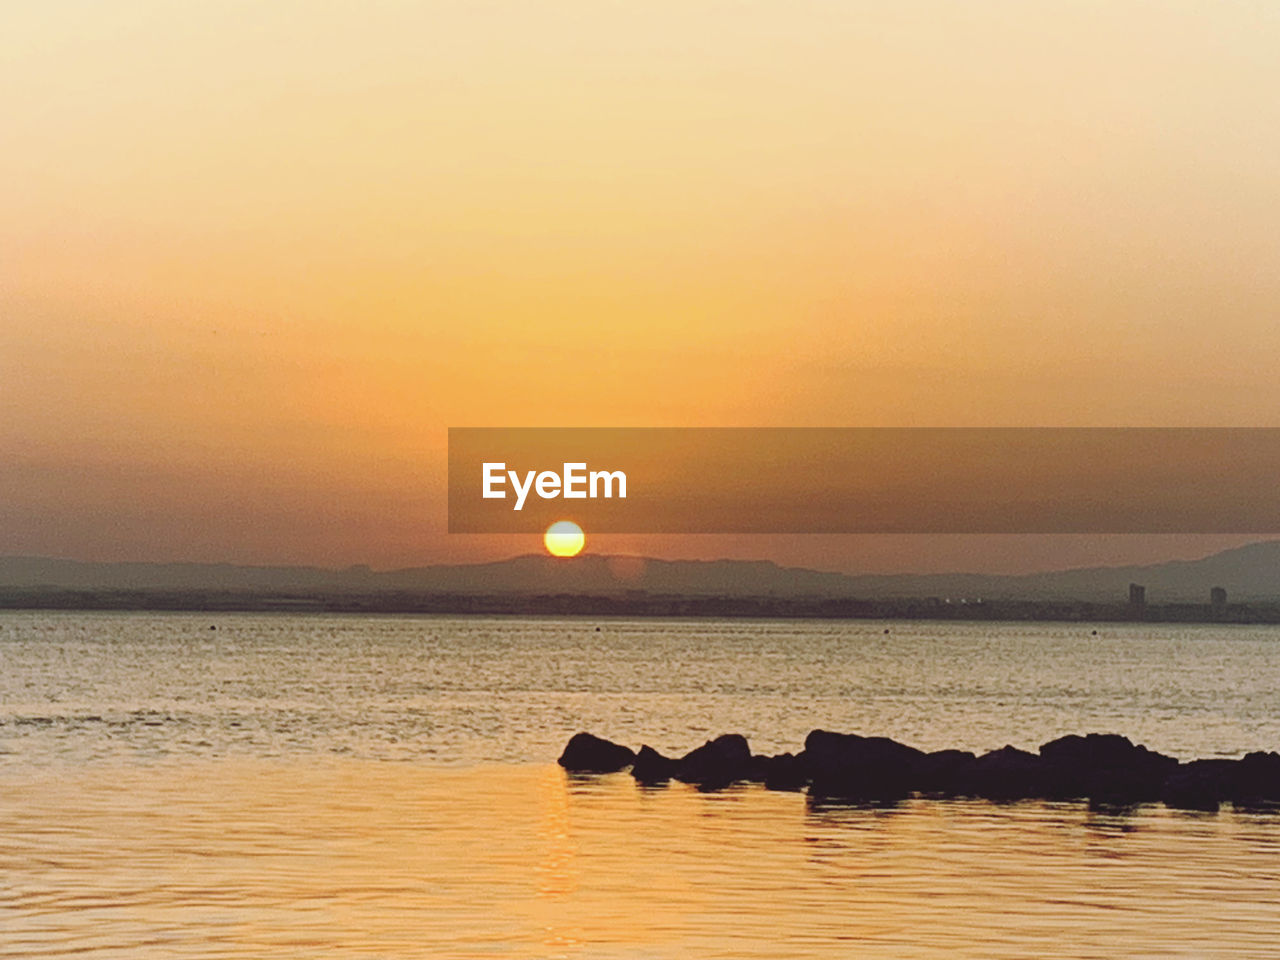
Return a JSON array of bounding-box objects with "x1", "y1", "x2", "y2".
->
[{"x1": 543, "y1": 520, "x2": 585, "y2": 558}]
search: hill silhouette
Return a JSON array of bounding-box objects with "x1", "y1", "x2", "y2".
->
[{"x1": 3, "y1": 540, "x2": 1280, "y2": 604}]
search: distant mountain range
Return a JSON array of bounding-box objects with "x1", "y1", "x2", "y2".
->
[{"x1": 5, "y1": 541, "x2": 1280, "y2": 603}]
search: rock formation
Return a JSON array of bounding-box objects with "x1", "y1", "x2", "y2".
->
[{"x1": 556, "y1": 729, "x2": 1280, "y2": 812}]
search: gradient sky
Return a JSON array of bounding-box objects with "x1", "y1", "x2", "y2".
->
[{"x1": 3, "y1": 1, "x2": 1278, "y2": 572}]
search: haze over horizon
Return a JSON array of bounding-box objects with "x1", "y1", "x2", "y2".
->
[
  {"x1": 4, "y1": 2, "x2": 1279, "y2": 572},
  {"x1": 2, "y1": 535, "x2": 1280, "y2": 586}
]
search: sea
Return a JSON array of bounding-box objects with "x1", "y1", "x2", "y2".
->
[{"x1": 2, "y1": 611, "x2": 1279, "y2": 959}]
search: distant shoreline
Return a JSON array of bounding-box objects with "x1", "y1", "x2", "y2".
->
[{"x1": 3, "y1": 590, "x2": 1279, "y2": 623}]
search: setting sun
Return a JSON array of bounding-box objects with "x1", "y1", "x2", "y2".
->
[{"x1": 543, "y1": 521, "x2": 585, "y2": 558}]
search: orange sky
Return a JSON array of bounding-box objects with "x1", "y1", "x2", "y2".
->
[{"x1": 2, "y1": 2, "x2": 1278, "y2": 572}]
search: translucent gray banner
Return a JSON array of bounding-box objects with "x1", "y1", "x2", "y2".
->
[{"x1": 448, "y1": 428, "x2": 1280, "y2": 533}]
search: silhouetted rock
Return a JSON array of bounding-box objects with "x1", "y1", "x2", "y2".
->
[
  {"x1": 631, "y1": 744, "x2": 677, "y2": 784},
  {"x1": 1038, "y1": 733, "x2": 1178, "y2": 801},
  {"x1": 802, "y1": 730, "x2": 925, "y2": 800},
  {"x1": 749, "y1": 752, "x2": 807, "y2": 791},
  {"x1": 556, "y1": 729, "x2": 1280, "y2": 815},
  {"x1": 913, "y1": 749, "x2": 978, "y2": 795},
  {"x1": 802, "y1": 729, "x2": 925, "y2": 772},
  {"x1": 1158, "y1": 752, "x2": 1280, "y2": 810},
  {"x1": 1040, "y1": 732, "x2": 1143, "y2": 767},
  {"x1": 1161, "y1": 759, "x2": 1237, "y2": 811},
  {"x1": 966, "y1": 745, "x2": 1051, "y2": 800},
  {"x1": 674, "y1": 734, "x2": 752, "y2": 789},
  {"x1": 1234, "y1": 751, "x2": 1280, "y2": 806},
  {"x1": 557, "y1": 732, "x2": 635, "y2": 773}
]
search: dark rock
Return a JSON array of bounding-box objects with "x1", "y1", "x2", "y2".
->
[
  {"x1": 1234, "y1": 751, "x2": 1280, "y2": 806},
  {"x1": 749, "y1": 752, "x2": 808, "y2": 791},
  {"x1": 802, "y1": 730, "x2": 925, "y2": 772},
  {"x1": 559, "y1": 729, "x2": 1280, "y2": 815},
  {"x1": 802, "y1": 730, "x2": 925, "y2": 800},
  {"x1": 631, "y1": 745, "x2": 677, "y2": 784},
  {"x1": 1161, "y1": 759, "x2": 1237, "y2": 811},
  {"x1": 913, "y1": 749, "x2": 978, "y2": 795},
  {"x1": 1041, "y1": 733, "x2": 1145, "y2": 767},
  {"x1": 557, "y1": 732, "x2": 635, "y2": 773},
  {"x1": 1038, "y1": 733, "x2": 1177, "y2": 802},
  {"x1": 967, "y1": 745, "x2": 1051, "y2": 800},
  {"x1": 673, "y1": 734, "x2": 752, "y2": 789}
]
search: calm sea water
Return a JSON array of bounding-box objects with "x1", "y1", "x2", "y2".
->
[{"x1": 3, "y1": 611, "x2": 1280, "y2": 958}]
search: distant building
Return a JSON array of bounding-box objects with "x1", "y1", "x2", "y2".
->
[
  {"x1": 1129, "y1": 583, "x2": 1146, "y2": 606},
  {"x1": 1211, "y1": 586, "x2": 1228, "y2": 607}
]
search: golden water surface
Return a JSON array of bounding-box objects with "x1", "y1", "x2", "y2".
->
[{"x1": 4, "y1": 761, "x2": 1280, "y2": 959}]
